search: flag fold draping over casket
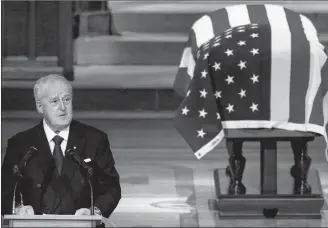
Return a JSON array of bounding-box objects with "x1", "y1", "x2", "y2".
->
[{"x1": 173, "y1": 4, "x2": 328, "y2": 160}]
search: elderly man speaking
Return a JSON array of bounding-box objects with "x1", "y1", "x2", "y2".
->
[{"x1": 1, "y1": 74, "x2": 121, "y2": 221}]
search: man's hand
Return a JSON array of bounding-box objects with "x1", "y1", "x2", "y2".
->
[
  {"x1": 15, "y1": 205, "x2": 34, "y2": 215},
  {"x1": 74, "y1": 207, "x2": 102, "y2": 216}
]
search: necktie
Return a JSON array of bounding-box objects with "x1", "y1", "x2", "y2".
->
[{"x1": 52, "y1": 135, "x2": 64, "y2": 175}]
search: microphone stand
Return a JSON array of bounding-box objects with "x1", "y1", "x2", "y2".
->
[
  {"x1": 87, "y1": 168, "x2": 94, "y2": 215},
  {"x1": 12, "y1": 165, "x2": 24, "y2": 215},
  {"x1": 67, "y1": 148, "x2": 95, "y2": 215},
  {"x1": 11, "y1": 146, "x2": 38, "y2": 214}
]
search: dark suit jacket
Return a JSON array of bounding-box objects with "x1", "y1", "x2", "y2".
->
[{"x1": 1, "y1": 120, "x2": 121, "y2": 218}]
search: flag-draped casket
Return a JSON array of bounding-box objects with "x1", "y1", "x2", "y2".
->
[{"x1": 173, "y1": 4, "x2": 328, "y2": 160}]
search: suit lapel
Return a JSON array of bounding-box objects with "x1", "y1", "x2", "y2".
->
[
  {"x1": 53, "y1": 120, "x2": 86, "y2": 210},
  {"x1": 34, "y1": 121, "x2": 55, "y2": 179},
  {"x1": 29, "y1": 122, "x2": 58, "y2": 214},
  {"x1": 62, "y1": 121, "x2": 86, "y2": 182}
]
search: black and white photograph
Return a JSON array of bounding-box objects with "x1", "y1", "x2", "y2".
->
[{"x1": 1, "y1": 0, "x2": 328, "y2": 227}]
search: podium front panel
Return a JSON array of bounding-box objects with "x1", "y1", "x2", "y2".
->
[{"x1": 3, "y1": 215, "x2": 101, "y2": 227}]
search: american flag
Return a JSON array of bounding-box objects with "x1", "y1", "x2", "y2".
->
[
  {"x1": 174, "y1": 4, "x2": 327, "y2": 97},
  {"x1": 174, "y1": 12, "x2": 328, "y2": 160}
]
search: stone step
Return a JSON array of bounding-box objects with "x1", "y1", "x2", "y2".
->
[
  {"x1": 109, "y1": 1, "x2": 328, "y2": 14},
  {"x1": 2, "y1": 87, "x2": 181, "y2": 111},
  {"x1": 80, "y1": 1, "x2": 328, "y2": 35},
  {"x1": 2, "y1": 66, "x2": 63, "y2": 80},
  {"x1": 1, "y1": 110, "x2": 175, "y2": 120},
  {"x1": 2, "y1": 65, "x2": 181, "y2": 111},
  {"x1": 1, "y1": 57, "x2": 64, "y2": 80},
  {"x1": 75, "y1": 32, "x2": 187, "y2": 65},
  {"x1": 3, "y1": 65, "x2": 177, "y2": 89},
  {"x1": 75, "y1": 32, "x2": 328, "y2": 65}
]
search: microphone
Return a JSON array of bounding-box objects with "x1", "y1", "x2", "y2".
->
[
  {"x1": 12, "y1": 146, "x2": 38, "y2": 214},
  {"x1": 66, "y1": 147, "x2": 93, "y2": 176},
  {"x1": 66, "y1": 147, "x2": 95, "y2": 215},
  {"x1": 12, "y1": 146, "x2": 38, "y2": 178}
]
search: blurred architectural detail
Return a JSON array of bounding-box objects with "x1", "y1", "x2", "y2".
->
[
  {"x1": 2, "y1": 1, "x2": 74, "y2": 80},
  {"x1": 2, "y1": 1, "x2": 328, "y2": 112}
]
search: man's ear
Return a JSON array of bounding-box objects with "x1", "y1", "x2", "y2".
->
[{"x1": 36, "y1": 101, "x2": 43, "y2": 114}]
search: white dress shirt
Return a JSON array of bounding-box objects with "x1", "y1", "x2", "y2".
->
[{"x1": 43, "y1": 119, "x2": 70, "y2": 156}]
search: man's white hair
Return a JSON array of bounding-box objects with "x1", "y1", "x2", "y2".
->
[{"x1": 33, "y1": 74, "x2": 72, "y2": 101}]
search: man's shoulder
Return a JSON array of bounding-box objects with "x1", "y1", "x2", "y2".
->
[
  {"x1": 71, "y1": 120, "x2": 106, "y2": 137},
  {"x1": 8, "y1": 124, "x2": 40, "y2": 143}
]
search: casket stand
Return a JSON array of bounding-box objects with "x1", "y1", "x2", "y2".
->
[{"x1": 212, "y1": 129, "x2": 325, "y2": 219}]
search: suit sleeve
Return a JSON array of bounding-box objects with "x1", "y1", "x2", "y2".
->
[
  {"x1": 1, "y1": 137, "x2": 22, "y2": 215},
  {"x1": 93, "y1": 133, "x2": 121, "y2": 218}
]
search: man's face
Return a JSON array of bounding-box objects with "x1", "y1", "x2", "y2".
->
[{"x1": 37, "y1": 80, "x2": 73, "y2": 132}]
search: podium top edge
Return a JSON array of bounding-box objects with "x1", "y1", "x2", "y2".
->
[{"x1": 3, "y1": 215, "x2": 102, "y2": 221}]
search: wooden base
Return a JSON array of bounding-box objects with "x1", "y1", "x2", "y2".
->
[
  {"x1": 213, "y1": 168, "x2": 325, "y2": 219},
  {"x1": 3, "y1": 215, "x2": 102, "y2": 227}
]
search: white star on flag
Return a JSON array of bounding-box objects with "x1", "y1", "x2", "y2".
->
[
  {"x1": 200, "y1": 89, "x2": 208, "y2": 98},
  {"x1": 212, "y1": 62, "x2": 221, "y2": 71},
  {"x1": 250, "y1": 48, "x2": 259, "y2": 55},
  {"x1": 182, "y1": 106, "x2": 189, "y2": 115},
  {"x1": 225, "y1": 75, "x2": 234, "y2": 84},
  {"x1": 226, "y1": 103, "x2": 235, "y2": 113},
  {"x1": 250, "y1": 102, "x2": 259, "y2": 112},
  {"x1": 225, "y1": 49, "x2": 234, "y2": 56},
  {"x1": 250, "y1": 33, "x2": 259, "y2": 38},
  {"x1": 201, "y1": 70, "x2": 208, "y2": 78},
  {"x1": 198, "y1": 109, "x2": 208, "y2": 118},
  {"x1": 197, "y1": 129, "x2": 206, "y2": 138},
  {"x1": 216, "y1": 113, "x2": 221, "y2": 119},
  {"x1": 250, "y1": 74, "x2": 259, "y2": 83},
  {"x1": 238, "y1": 60, "x2": 247, "y2": 70},
  {"x1": 237, "y1": 40, "x2": 246, "y2": 46},
  {"x1": 214, "y1": 90, "x2": 222, "y2": 99},
  {"x1": 238, "y1": 89, "x2": 247, "y2": 98}
]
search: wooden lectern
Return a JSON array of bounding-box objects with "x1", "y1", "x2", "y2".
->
[{"x1": 3, "y1": 215, "x2": 102, "y2": 227}]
